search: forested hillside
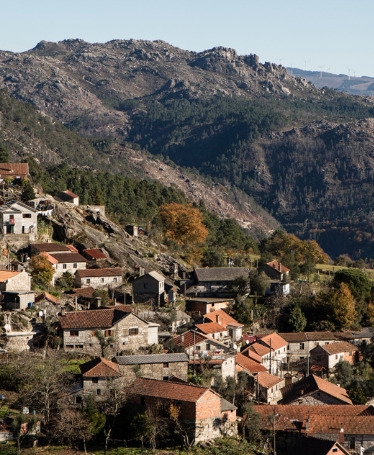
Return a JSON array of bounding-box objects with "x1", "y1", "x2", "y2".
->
[{"x1": 2, "y1": 39, "x2": 374, "y2": 258}]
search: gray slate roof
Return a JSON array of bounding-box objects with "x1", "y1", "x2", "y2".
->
[
  {"x1": 195, "y1": 267, "x2": 250, "y2": 282},
  {"x1": 115, "y1": 353, "x2": 188, "y2": 365}
]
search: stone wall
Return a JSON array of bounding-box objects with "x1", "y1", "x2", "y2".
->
[{"x1": 118, "y1": 361, "x2": 188, "y2": 385}]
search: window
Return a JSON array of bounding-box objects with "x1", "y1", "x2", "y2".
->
[
  {"x1": 73, "y1": 263, "x2": 77, "y2": 269},
  {"x1": 96, "y1": 389, "x2": 101, "y2": 396},
  {"x1": 287, "y1": 344, "x2": 290, "y2": 350},
  {"x1": 63, "y1": 264, "x2": 67, "y2": 269},
  {"x1": 92, "y1": 378, "x2": 98, "y2": 384},
  {"x1": 105, "y1": 330, "x2": 113, "y2": 337},
  {"x1": 129, "y1": 328, "x2": 139, "y2": 336},
  {"x1": 22, "y1": 213, "x2": 31, "y2": 218},
  {"x1": 75, "y1": 396, "x2": 82, "y2": 404},
  {"x1": 335, "y1": 355, "x2": 338, "y2": 359},
  {"x1": 349, "y1": 437, "x2": 355, "y2": 450},
  {"x1": 163, "y1": 363, "x2": 169, "y2": 368},
  {"x1": 70, "y1": 330, "x2": 79, "y2": 337},
  {"x1": 66, "y1": 344, "x2": 74, "y2": 349},
  {"x1": 206, "y1": 343, "x2": 211, "y2": 351},
  {"x1": 300, "y1": 343, "x2": 305, "y2": 350},
  {"x1": 113, "y1": 277, "x2": 118, "y2": 282},
  {"x1": 101, "y1": 278, "x2": 105, "y2": 283},
  {"x1": 86, "y1": 279, "x2": 91, "y2": 284}
]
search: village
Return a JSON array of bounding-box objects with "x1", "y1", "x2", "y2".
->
[{"x1": 0, "y1": 163, "x2": 374, "y2": 455}]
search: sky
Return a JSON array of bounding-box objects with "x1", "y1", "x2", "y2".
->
[{"x1": 2, "y1": 0, "x2": 374, "y2": 78}]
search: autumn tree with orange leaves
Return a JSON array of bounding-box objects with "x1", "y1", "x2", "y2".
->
[{"x1": 158, "y1": 203, "x2": 208, "y2": 254}]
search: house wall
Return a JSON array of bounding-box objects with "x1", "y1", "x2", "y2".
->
[
  {"x1": 132, "y1": 275, "x2": 164, "y2": 304},
  {"x1": 82, "y1": 376, "x2": 122, "y2": 401},
  {"x1": 54, "y1": 261, "x2": 86, "y2": 279},
  {"x1": 5, "y1": 291, "x2": 35, "y2": 310},
  {"x1": 0, "y1": 271, "x2": 31, "y2": 292},
  {"x1": 220, "y1": 356, "x2": 236, "y2": 380},
  {"x1": 185, "y1": 300, "x2": 230, "y2": 315},
  {"x1": 0, "y1": 211, "x2": 37, "y2": 236},
  {"x1": 62, "y1": 313, "x2": 151, "y2": 356},
  {"x1": 117, "y1": 361, "x2": 189, "y2": 384},
  {"x1": 75, "y1": 274, "x2": 122, "y2": 289}
]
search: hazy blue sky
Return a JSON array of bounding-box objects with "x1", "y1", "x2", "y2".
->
[{"x1": 2, "y1": 0, "x2": 374, "y2": 77}]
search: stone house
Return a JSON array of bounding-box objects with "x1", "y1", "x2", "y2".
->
[
  {"x1": 279, "y1": 331, "x2": 338, "y2": 364},
  {"x1": 128, "y1": 377, "x2": 237, "y2": 443},
  {"x1": 310, "y1": 341, "x2": 360, "y2": 373},
  {"x1": 242, "y1": 332, "x2": 288, "y2": 376},
  {"x1": 235, "y1": 352, "x2": 267, "y2": 375},
  {"x1": 59, "y1": 190, "x2": 79, "y2": 205},
  {"x1": 173, "y1": 330, "x2": 236, "y2": 383},
  {"x1": 75, "y1": 357, "x2": 122, "y2": 404},
  {"x1": 0, "y1": 201, "x2": 38, "y2": 238},
  {"x1": 255, "y1": 371, "x2": 285, "y2": 404},
  {"x1": 132, "y1": 270, "x2": 165, "y2": 305},
  {"x1": 185, "y1": 297, "x2": 232, "y2": 317},
  {"x1": 45, "y1": 252, "x2": 87, "y2": 283},
  {"x1": 59, "y1": 306, "x2": 158, "y2": 356},
  {"x1": 114, "y1": 353, "x2": 189, "y2": 384},
  {"x1": 34, "y1": 292, "x2": 62, "y2": 317},
  {"x1": 187, "y1": 267, "x2": 250, "y2": 298},
  {"x1": 254, "y1": 404, "x2": 374, "y2": 454},
  {"x1": 279, "y1": 374, "x2": 352, "y2": 405},
  {"x1": 74, "y1": 267, "x2": 123, "y2": 289},
  {"x1": 0, "y1": 270, "x2": 34, "y2": 310},
  {"x1": 262, "y1": 260, "x2": 290, "y2": 281}
]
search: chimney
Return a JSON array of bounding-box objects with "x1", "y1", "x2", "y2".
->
[
  {"x1": 139, "y1": 267, "x2": 145, "y2": 277},
  {"x1": 181, "y1": 334, "x2": 184, "y2": 344},
  {"x1": 216, "y1": 315, "x2": 219, "y2": 323},
  {"x1": 338, "y1": 428, "x2": 344, "y2": 444}
]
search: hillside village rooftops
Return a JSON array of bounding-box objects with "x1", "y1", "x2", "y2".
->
[
  {"x1": 147, "y1": 270, "x2": 165, "y2": 281},
  {"x1": 203, "y1": 309, "x2": 243, "y2": 327},
  {"x1": 195, "y1": 267, "x2": 250, "y2": 282},
  {"x1": 83, "y1": 248, "x2": 107, "y2": 260},
  {"x1": 254, "y1": 404, "x2": 374, "y2": 433},
  {"x1": 76, "y1": 267, "x2": 122, "y2": 277},
  {"x1": 259, "y1": 332, "x2": 288, "y2": 350},
  {"x1": 115, "y1": 353, "x2": 189, "y2": 365},
  {"x1": 195, "y1": 322, "x2": 227, "y2": 335}
]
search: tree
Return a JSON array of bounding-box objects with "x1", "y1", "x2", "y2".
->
[
  {"x1": 21, "y1": 178, "x2": 36, "y2": 202},
  {"x1": 0, "y1": 145, "x2": 9, "y2": 162},
  {"x1": 250, "y1": 271, "x2": 271, "y2": 296},
  {"x1": 327, "y1": 282, "x2": 357, "y2": 330},
  {"x1": 287, "y1": 305, "x2": 307, "y2": 332},
  {"x1": 29, "y1": 254, "x2": 54, "y2": 288},
  {"x1": 333, "y1": 268, "x2": 372, "y2": 303},
  {"x1": 201, "y1": 247, "x2": 226, "y2": 267},
  {"x1": 158, "y1": 203, "x2": 208, "y2": 247}
]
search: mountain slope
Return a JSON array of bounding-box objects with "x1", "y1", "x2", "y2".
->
[{"x1": 1, "y1": 39, "x2": 374, "y2": 258}]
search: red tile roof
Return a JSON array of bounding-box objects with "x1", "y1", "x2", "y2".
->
[
  {"x1": 195, "y1": 321, "x2": 227, "y2": 335},
  {"x1": 49, "y1": 252, "x2": 87, "y2": 263},
  {"x1": 254, "y1": 404, "x2": 374, "y2": 435},
  {"x1": 236, "y1": 353, "x2": 266, "y2": 373},
  {"x1": 83, "y1": 248, "x2": 107, "y2": 260},
  {"x1": 130, "y1": 377, "x2": 213, "y2": 403},
  {"x1": 0, "y1": 270, "x2": 22, "y2": 282},
  {"x1": 280, "y1": 374, "x2": 352, "y2": 405},
  {"x1": 34, "y1": 292, "x2": 60, "y2": 304},
  {"x1": 279, "y1": 331, "x2": 337, "y2": 342},
  {"x1": 76, "y1": 267, "x2": 122, "y2": 278},
  {"x1": 259, "y1": 332, "x2": 288, "y2": 351},
  {"x1": 173, "y1": 330, "x2": 209, "y2": 348},
  {"x1": 266, "y1": 260, "x2": 290, "y2": 273},
  {"x1": 59, "y1": 307, "x2": 131, "y2": 329},
  {"x1": 80, "y1": 357, "x2": 121, "y2": 377},
  {"x1": 256, "y1": 371, "x2": 284, "y2": 389},
  {"x1": 203, "y1": 309, "x2": 241, "y2": 327},
  {"x1": 62, "y1": 190, "x2": 79, "y2": 199},
  {"x1": 319, "y1": 341, "x2": 359, "y2": 355},
  {"x1": 0, "y1": 162, "x2": 29, "y2": 178}
]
